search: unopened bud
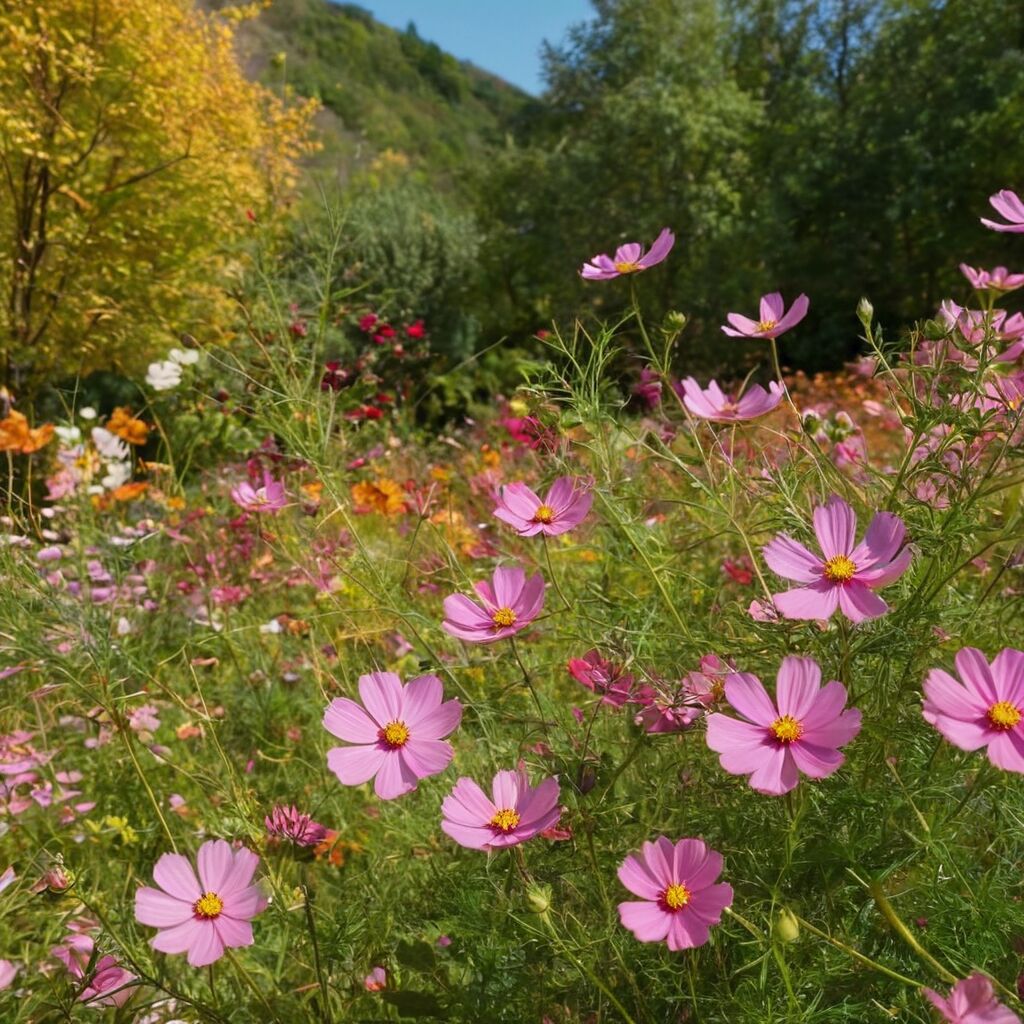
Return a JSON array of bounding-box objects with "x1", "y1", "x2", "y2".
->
[
  {"x1": 663, "y1": 311, "x2": 688, "y2": 333},
  {"x1": 774, "y1": 908, "x2": 800, "y2": 943},
  {"x1": 856, "y1": 297, "x2": 874, "y2": 327},
  {"x1": 526, "y1": 884, "x2": 552, "y2": 915}
]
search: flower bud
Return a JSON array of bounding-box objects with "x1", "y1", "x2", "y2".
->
[
  {"x1": 526, "y1": 884, "x2": 552, "y2": 915},
  {"x1": 774, "y1": 907, "x2": 800, "y2": 943},
  {"x1": 663, "y1": 310, "x2": 688, "y2": 333},
  {"x1": 856, "y1": 297, "x2": 874, "y2": 327}
]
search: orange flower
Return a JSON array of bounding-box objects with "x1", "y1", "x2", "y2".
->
[
  {"x1": 0, "y1": 411, "x2": 54, "y2": 453},
  {"x1": 106, "y1": 407, "x2": 149, "y2": 445},
  {"x1": 351, "y1": 477, "x2": 407, "y2": 516}
]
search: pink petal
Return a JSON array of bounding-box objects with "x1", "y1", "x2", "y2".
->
[
  {"x1": 922, "y1": 668, "x2": 989, "y2": 720},
  {"x1": 849, "y1": 511, "x2": 906, "y2": 569},
  {"x1": 666, "y1": 913, "x2": 711, "y2": 950},
  {"x1": 374, "y1": 750, "x2": 421, "y2": 799},
  {"x1": 197, "y1": 839, "x2": 236, "y2": 894},
  {"x1": 441, "y1": 778, "x2": 495, "y2": 826},
  {"x1": 185, "y1": 921, "x2": 225, "y2": 967},
  {"x1": 986, "y1": 730, "x2": 1024, "y2": 773},
  {"x1": 400, "y1": 739, "x2": 454, "y2": 779},
  {"x1": 223, "y1": 883, "x2": 267, "y2": 921},
  {"x1": 789, "y1": 741, "x2": 844, "y2": 779},
  {"x1": 442, "y1": 593, "x2": 492, "y2": 630},
  {"x1": 327, "y1": 744, "x2": 386, "y2": 786},
  {"x1": 747, "y1": 748, "x2": 799, "y2": 795},
  {"x1": 763, "y1": 534, "x2": 822, "y2": 584},
  {"x1": 723, "y1": 673, "x2": 777, "y2": 726},
  {"x1": 359, "y1": 672, "x2": 403, "y2": 725},
  {"x1": 773, "y1": 581, "x2": 839, "y2": 620},
  {"x1": 705, "y1": 714, "x2": 774, "y2": 774},
  {"x1": 855, "y1": 546, "x2": 911, "y2": 587},
  {"x1": 775, "y1": 656, "x2": 822, "y2": 719},
  {"x1": 399, "y1": 674, "x2": 443, "y2": 727},
  {"x1": 813, "y1": 496, "x2": 857, "y2": 559},
  {"x1": 992, "y1": 648, "x2": 1024, "y2": 706},
  {"x1": 135, "y1": 886, "x2": 193, "y2": 928},
  {"x1": 617, "y1": 854, "x2": 663, "y2": 900},
  {"x1": 516, "y1": 777, "x2": 560, "y2": 827},
  {"x1": 837, "y1": 582, "x2": 889, "y2": 622},
  {"x1": 323, "y1": 698, "x2": 379, "y2": 743},
  {"x1": 152, "y1": 852, "x2": 200, "y2": 902},
  {"x1": 955, "y1": 648, "x2": 999, "y2": 705},
  {"x1": 492, "y1": 769, "x2": 524, "y2": 809},
  {"x1": 213, "y1": 916, "x2": 254, "y2": 949},
  {"x1": 440, "y1": 819, "x2": 494, "y2": 849},
  {"x1": 492, "y1": 566, "x2": 526, "y2": 608},
  {"x1": 618, "y1": 901, "x2": 671, "y2": 943},
  {"x1": 220, "y1": 847, "x2": 259, "y2": 896},
  {"x1": 151, "y1": 918, "x2": 204, "y2": 957},
  {"x1": 801, "y1": 706, "x2": 861, "y2": 748},
  {"x1": 412, "y1": 699, "x2": 462, "y2": 741}
]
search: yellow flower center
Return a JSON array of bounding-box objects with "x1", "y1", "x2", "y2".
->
[
  {"x1": 492, "y1": 607, "x2": 517, "y2": 628},
  {"x1": 490, "y1": 808, "x2": 520, "y2": 833},
  {"x1": 533, "y1": 505, "x2": 555, "y2": 524},
  {"x1": 614, "y1": 261, "x2": 641, "y2": 274},
  {"x1": 988, "y1": 701, "x2": 1021, "y2": 731},
  {"x1": 770, "y1": 715, "x2": 803, "y2": 744},
  {"x1": 380, "y1": 721, "x2": 410, "y2": 747},
  {"x1": 193, "y1": 891, "x2": 223, "y2": 919},
  {"x1": 661, "y1": 883, "x2": 691, "y2": 911},
  {"x1": 757, "y1": 319, "x2": 778, "y2": 333},
  {"x1": 823, "y1": 554, "x2": 857, "y2": 583}
]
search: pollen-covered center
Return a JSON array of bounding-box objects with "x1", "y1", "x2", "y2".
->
[
  {"x1": 757, "y1": 319, "x2": 778, "y2": 333},
  {"x1": 614, "y1": 261, "x2": 641, "y2": 274},
  {"x1": 492, "y1": 606, "x2": 517, "y2": 628},
  {"x1": 379, "y1": 720, "x2": 410, "y2": 747},
  {"x1": 533, "y1": 505, "x2": 555, "y2": 524},
  {"x1": 489, "y1": 808, "x2": 520, "y2": 833},
  {"x1": 823, "y1": 554, "x2": 857, "y2": 583},
  {"x1": 770, "y1": 715, "x2": 804, "y2": 744},
  {"x1": 988, "y1": 701, "x2": 1022, "y2": 730},
  {"x1": 660, "y1": 883, "x2": 691, "y2": 911},
  {"x1": 193, "y1": 891, "x2": 223, "y2": 919}
]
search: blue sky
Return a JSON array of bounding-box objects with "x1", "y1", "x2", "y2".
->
[{"x1": 361, "y1": 1, "x2": 594, "y2": 94}]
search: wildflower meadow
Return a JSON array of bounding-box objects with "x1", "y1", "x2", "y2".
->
[{"x1": 3, "y1": 2, "x2": 1024, "y2": 1023}]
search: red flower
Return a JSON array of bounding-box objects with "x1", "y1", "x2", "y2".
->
[
  {"x1": 358, "y1": 313, "x2": 378, "y2": 332},
  {"x1": 406, "y1": 320, "x2": 426, "y2": 339}
]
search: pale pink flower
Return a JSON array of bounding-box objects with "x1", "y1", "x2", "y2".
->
[
  {"x1": 494, "y1": 477, "x2": 592, "y2": 536},
  {"x1": 364, "y1": 966, "x2": 388, "y2": 991},
  {"x1": 440, "y1": 767, "x2": 560, "y2": 849},
  {"x1": 763, "y1": 495, "x2": 911, "y2": 622},
  {"x1": 0, "y1": 959, "x2": 18, "y2": 990},
  {"x1": 230, "y1": 474, "x2": 287, "y2": 514},
  {"x1": 677, "y1": 377, "x2": 784, "y2": 422},
  {"x1": 323, "y1": 672, "x2": 461, "y2": 800},
  {"x1": 134, "y1": 839, "x2": 267, "y2": 967},
  {"x1": 617, "y1": 836, "x2": 733, "y2": 950},
  {"x1": 981, "y1": 190, "x2": 1024, "y2": 233},
  {"x1": 959, "y1": 264, "x2": 1024, "y2": 293},
  {"x1": 923, "y1": 974, "x2": 1021, "y2": 1023},
  {"x1": 442, "y1": 566, "x2": 545, "y2": 644},
  {"x1": 922, "y1": 647, "x2": 1024, "y2": 774},
  {"x1": 580, "y1": 228, "x2": 674, "y2": 280},
  {"x1": 52, "y1": 934, "x2": 137, "y2": 1007},
  {"x1": 722, "y1": 292, "x2": 809, "y2": 340},
  {"x1": 705, "y1": 656, "x2": 862, "y2": 796}
]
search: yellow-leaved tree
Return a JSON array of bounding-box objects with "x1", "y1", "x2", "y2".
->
[{"x1": 0, "y1": 0, "x2": 317, "y2": 392}]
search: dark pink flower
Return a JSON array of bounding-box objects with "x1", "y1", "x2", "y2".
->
[
  {"x1": 264, "y1": 804, "x2": 329, "y2": 847},
  {"x1": 442, "y1": 566, "x2": 545, "y2": 645},
  {"x1": 580, "y1": 228, "x2": 674, "y2": 280},
  {"x1": 923, "y1": 974, "x2": 1021, "y2": 1023},
  {"x1": 364, "y1": 966, "x2": 388, "y2": 991},
  {"x1": 323, "y1": 672, "x2": 461, "y2": 800},
  {"x1": 567, "y1": 650, "x2": 635, "y2": 707},
  {"x1": 981, "y1": 190, "x2": 1024, "y2": 233},
  {"x1": 440, "y1": 767, "x2": 560, "y2": 849},
  {"x1": 52, "y1": 934, "x2": 137, "y2": 1007},
  {"x1": 763, "y1": 495, "x2": 911, "y2": 623},
  {"x1": 617, "y1": 837, "x2": 733, "y2": 950},
  {"x1": 706, "y1": 656, "x2": 861, "y2": 796},
  {"x1": 722, "y1": 292, "x2": 809, "y2": 340},
  {"x1": 493, "y1": 477, "x2": 592, "y2": 536},
  {"x1": 677, "y1": 377, "x2": 784, "y2": 422}
]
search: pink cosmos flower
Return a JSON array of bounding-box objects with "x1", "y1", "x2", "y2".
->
[
  {"x1": 442, "y1": 566, "x2": 545, "y2": 644},
  {"x1": 364, "y1": 966, "x2": 388, "y2": 992},
  {"x1": 676, "y1": 377, "x2": 785, "y2": 423},
  {"x1": 580, "y1": 228, "x2": 675, "y2": 280},
  {"x1": 134, "y1": 839, "x2": 267, "y2": 967},
  {"x1": 52, "y1": 934, "x2": 137, "y2": 1007},
  {"x1": 617, "y1": 836, "x2": 733, "y2": 950},
  {"x1": 230, "y1": 474, "x2": 287, "y2": 514},
  {"x1": 0, "y1": 959, "x2": 17, "y2": 990},
  {"x1": 959, "y1": 264, "x2": 1024, "y2": 293},
  {"x1": 722, "y1": 292, "x2": 809, "y2": 340},
  {"x1": 493, "y1": 477, "x2": 592, "y2": 536},
  {"x1": 923, "y1": 974, "x2": 1021, "y2": 1023},
  {"x1": 762, "y1": 495, "x2": 911, "y2": 623},
  {"x1": 264, "y1": 804, "x2": 329, "y2": 847},
  {"x1": 440, "y1": 767, "x2": 560, "y2": 849},
  {"x1": 705, "y1": 656, "x2": 862, "y2": 796},
  {"x1": 981, "y1": 190, "x2": 1024, "y2": 233},
  {"x1": 567, "y1": 650, "x2": 636, "y2": 707},
  {"x1": 323, "y1": 672, "x2": 462, "y2": 800},
  {"x1": 922, "y1": 647, "x2": 1024, "y2": 774}
]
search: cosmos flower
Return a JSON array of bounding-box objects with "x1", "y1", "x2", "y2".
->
[
  {"x1": 721, "y1": 292, "x2": 809, "y2": 340},
  {"x1": 705, "y1": 656, "x2": 862, "y2": 796},
  {"x1": 52, "y1": 934, "x2": 137, "y2": 1007},
  {"x1": 676, "y1": 377, "x2": 785, "y2": 422},
  {"x1": 264, "y1": 805, "x2": 329, "y2": 847},
  {"x1": 364, "y1": 967, "x2": 388, "y2": 992},
  {"x1": 923, "y1": 974, "x2": 1021, "y2": 1023},
  {"x1": 762, "y1": 495, "x2": 911, "y2": 623},
  {"x1": 440, "y1": 767, "x2": 560, "y2": 850},
  {"x1": 0, "y1": 959, "x2": 17, "y2": 991},
  {"x1": 230, "y1": 474, "x2": 287, "y2": 514},
  {"x1": 323, "y1": 672, "x2": 462, "y2": 800},
  {"x1": 493, "y1": 477, "x2": 592, "y2": 536},
  {"x1": 145, "y1": 360, "x2": 182, "y2": 391},
  {"x1": 580, "y1": 228, "x2": 675, "y2": 280},
  {"x1": 442, "y1": 566, "x2": 545, "y2": 645},
  {"x1": 922, "y1": 647, "x2": 1024, "y2": 774},
  {"x1": 134, "y1": 839, "x2": 267, "y2": 967},
  {"x1": 617, "y1": 836, "x2": 733, "y2": 950},
  {"x1": 959, "y1": 264, "x2": 1024, "y2": 293},
  {"x1": 567, "y1": 649, "x2": 636, "y2": 707},
  {"x1": 981, "y1": 190, "x2": 1024, "y2": 233}
]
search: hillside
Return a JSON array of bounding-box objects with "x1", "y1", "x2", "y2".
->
[{"x1": 209, "y1": 0, "x2": 531, "y2": 183}]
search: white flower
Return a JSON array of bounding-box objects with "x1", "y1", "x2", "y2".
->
[
  {"x1": 54, "y1": 425, "x2": 81, "y2": 444},
  {"x1": 91, "y1": 427, "x2": 128, "y2": 461},
  {"x1": 101, "y1": 461, "x2": 132, "y2": 490},
  {"x1": 259, "y1": 619, "x2": 283, "y2": 634},
  {"x1": 145, "y1": 360, "x2": 182, "y2": 391},
  {"x1": 79, "y1": 406, "x2": 97, "y2": 420},
  {"x1": 168, "y1": 347, "x2": 199, "y2": 366}
]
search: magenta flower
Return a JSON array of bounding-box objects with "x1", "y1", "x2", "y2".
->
[
  {"x1": 264, "y1": 804, "x2": 329, "y2": 847},
  {"x1": 981, "y1": 190, "x2": 1024, "y2": 233},
  {"x1": 762, "y1": 495, "x2": 911, "y2": 623},
  {"x1": 230, "y1": 473, "x2": 287, "y2": 513},
  {"x1": 677, "y1": 377, "x2": 784, "y2": 423},
  {"x1": 567, "y1": 649, "x2": 636, "y2": 707},
  {"x1": 579, "y1": 228, "x2": 674, "y2": 280},
  {"x1": 923, "y1": 974, "x2": 1021, "y2": 1023},
  {"x1": 722, "y1": 292, "x2": 809, "y2": 340},
  {"x1": 442, "y1": 566, "x2": 545, "y2": 644},
  {"x1": 922, "y1": 647, "x2": 1024, "y2": 774},
  {"x1": 705, "y1": 656, "x2": 862, "y2": 796},
  {"x1": 324, "y1": 672, "x2": 461, "y2": 800},
  {"x1": 617, "y1": 837, "x2": 733, "y2": 950},
  {"x1": 440, "y1": 767, "x2": 560, "y2": 849},
  {"x1": 959, "y1": 264, "x2": 1024, "y2": 293},
  {"x1": 493, "y1": 477, "x2": 592, "y2": 536},
  {"x1": 52, "y1": 934, "x2": 137, "y2": 1007},
  {"x1": 134, "y1": 839, "x2": 267, "y2": 967},
  {"x1": 364, "y1": 966, "x2": 388, "y2": 992}
]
